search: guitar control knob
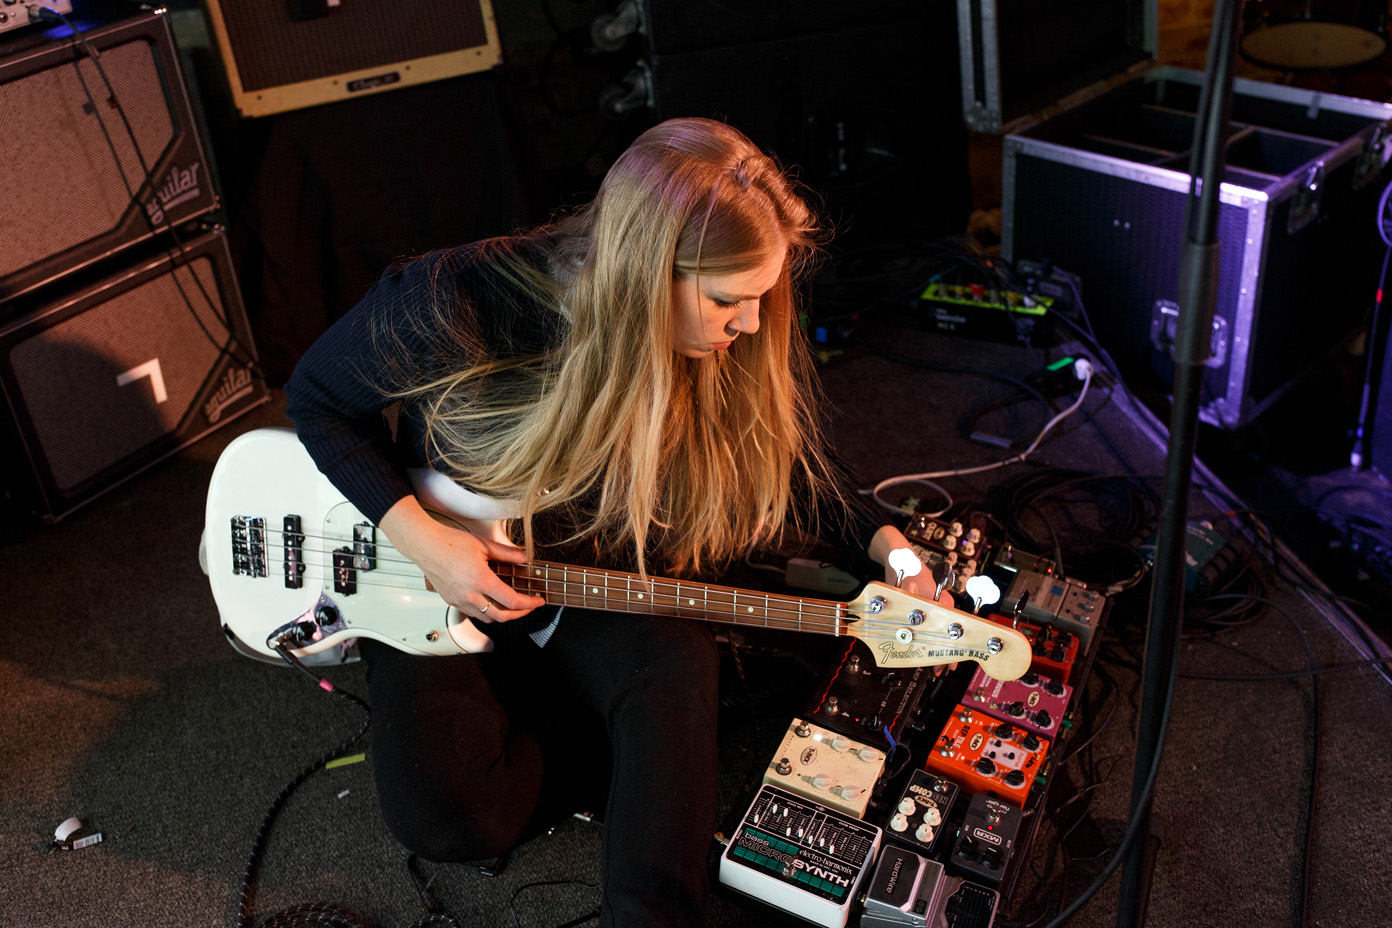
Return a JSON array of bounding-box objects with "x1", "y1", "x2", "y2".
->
[
  {"x1": 314, "y1": 604, "x2": 340, "y2": 627},
  {"x1": 846, "y1": 655, "x2": 861, "y2": 673},
  {"x1": 825, "y1": 697, "x2": 840, "y2": 714}
]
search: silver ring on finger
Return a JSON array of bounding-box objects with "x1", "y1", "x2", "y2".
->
[{"x1": 478, "y1": 600, "x2": 490, "y2": 615}]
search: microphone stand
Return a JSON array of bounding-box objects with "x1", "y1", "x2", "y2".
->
[{"x1": 1115, "y1": 1, "x2": 1243, "y2": 925}]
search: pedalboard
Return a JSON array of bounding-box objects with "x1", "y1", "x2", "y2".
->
[
  {"x1": 904, "y1": 512, "x2": 993, "y2": 597},
  {"x1": 764, "y1": 718, "x2": 886, "y2": 818},
  {"x1": 963, "y1": 666, "x2": 1072, "y2": 742},
  {"x1": 806, "y1": 640, "x2": 936, "y2": 753},
  {"x1": 990, "y1": 555, "x2": 1107, "y2": 650},
  {"x1": 947, "y1": 793, "x2": 1023, "y2": 887},
  {"x1": 923, "y1": 705, "x2": 1050, "y2": 807},
  {"x1": 720, "y1": 784, "x2": 882, "y2": 928},
  {"x1": 881, "y1": 769, "x2": 960, "y2": 857},
  {"x1": 983, "y1": 615, "x2": 1079, "y2": 684},
  {"x1": 861, "y1": 845, "x2": 999, "y2": 928}
]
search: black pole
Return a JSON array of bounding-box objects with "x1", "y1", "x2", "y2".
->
[{"x1": 1115, "y1": 2, "x2": 1243, "y2": 925}]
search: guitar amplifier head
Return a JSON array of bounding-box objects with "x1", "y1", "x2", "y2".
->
[{"x1": 203, "y1": 0, "x2": 501, "y2": 117}]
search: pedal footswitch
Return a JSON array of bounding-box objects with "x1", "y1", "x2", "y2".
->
[{"x1": 719, "y1": 784, "x2": 881, "y2": 928}]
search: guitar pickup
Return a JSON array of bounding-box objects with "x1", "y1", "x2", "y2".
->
[
  {"x1": 282, "y1": 515, "x2": 305, "y2": 589},
  {"x1": 230, "y1": 516, "x2": 268, "y2": 578},
  {"x1": 332, "y1": 547, "x2": 357, "y2": 595},
  {"x1": 353, "y1": 523, "x2": 376, "y2": 571}
]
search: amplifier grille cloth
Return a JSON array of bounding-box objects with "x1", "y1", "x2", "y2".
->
[
  {"x1": 0, "y1": 39, "x2": 173, "y2": 278},
  {"x1": 219, "y1": 1, "x2": 488, "y2": 91},
  {"x1": 9, "y1": 255, "x2": 225, "y2": 491}
]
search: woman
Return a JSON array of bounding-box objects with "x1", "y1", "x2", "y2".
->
[{"x1": 285, "y1": 117, "x2": 933, "y2": 927}]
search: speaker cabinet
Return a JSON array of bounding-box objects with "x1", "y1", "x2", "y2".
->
[
  {"x1": 0, "y1": 230, "x2": 267, "y2": 522},
  {"x1": 0, "y1": 11, "x2": 219, "y2": 303},
  {"x1": 204, "y1": 0, "x2": 501, "y2": 117}
]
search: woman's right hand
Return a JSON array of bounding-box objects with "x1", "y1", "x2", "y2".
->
[{"x1": 378, "y1": 496, "x2": 546, "y2": 623}]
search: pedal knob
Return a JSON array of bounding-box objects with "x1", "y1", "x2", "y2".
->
[
  {"x1": 810, "y1": 774, "x2": 834, "y2": 790},
  {"x1": 1004, "y1": 701, "x2": 1026, "y2": 718},
  {"x1": 832, "y1": 786, "x2": 864, "y2": 801},
  {"x1": 898, "y1": 798, "x2": 917, "y2": 815},
  {"x1": 1020, "y1": 672, "x2": 1039, "y2": 686},
  {"x1": 1033, "y1": 709, "x2": 1053, "y2": 728},
  {"x1": 915, "y1": 823, "x2": 936, "y2": 843},
  {"x1": 994, "y1": 723, "x2": 1015, "y2": 738},
  {"x1": 857, "y1": 748, "x2": 882, "y2": 763},
  {"x1": 1021, "y1": 733, "x2": 1041, "y2": 751},
  {"x1": 923, "y1": 806, "x2": 943, "y2": 827},
  {"x1": 975, "y1": 757, "x2": 997, "y2": 776},
  {"x1": 1003, "y1": 769, "x2": 1026, "y2": 788},
  {"x1": 825, "y1": 697, "x2": 840, "y2": 714},
  {"x1": 1044, "y1": 679, "x2": 1065, "y2": 696},
  {"x1": 890, "y1": 813, "x2": 909, "y2": 833}
]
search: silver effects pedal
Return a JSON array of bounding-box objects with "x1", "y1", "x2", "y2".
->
[{"x1": 861, "y1": 844, "x2": 999, "y2": 928}]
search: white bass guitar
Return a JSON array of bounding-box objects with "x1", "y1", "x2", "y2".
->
[{"x1": 203, "y1": 428, "x2": 1030, "y2": 679}]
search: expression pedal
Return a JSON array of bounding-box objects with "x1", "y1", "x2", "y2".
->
[
  {"x1": 763, "y1": 718, "x2": 887, "y2": 818},
  {"x1": 720, "y1": 784, "x2": 882, "y2": 928},
  {"x1": 861, "y1": 844, "x2": 999, "y2": 928}
]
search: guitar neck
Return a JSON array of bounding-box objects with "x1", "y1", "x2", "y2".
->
[{"x1": 497, "y1": 560, "x2": 848, "y2": 637}]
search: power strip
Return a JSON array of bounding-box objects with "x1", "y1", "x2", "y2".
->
[{"x1": 763, "y1": 718, "x2": 886, "y2": 818}]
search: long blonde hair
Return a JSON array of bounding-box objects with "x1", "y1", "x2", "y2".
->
[{"x1": 386, "y1": 117, "x2": 845, "y2": 576}]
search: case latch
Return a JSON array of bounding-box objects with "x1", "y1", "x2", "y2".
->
[
  {"x1": 1150, "y1": 299, "x2": 1228, "y2": 368},
  {"x1": 1288, "y1": 161, "x2": 1325, "y2": 234},
  {"x1": 1354, "y1": 121, "x2": 1392, "y2": 190}
]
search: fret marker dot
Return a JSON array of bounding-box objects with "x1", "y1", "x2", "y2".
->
[
  {"x1": 688, "y1": 599, "x2": 696, "y2": 606},
  {"x1": 591, "y1": 587, "x2": 599, "y2": 594},
  {"x1": 638, "y1": 593, "x2": 645, "y2": 600},
  {"x1": 534, "y1": 569, "x2": 541, "y2": 576},
  {"x1": 747, "y1": 606, "x2": 755, "y2": 613}
]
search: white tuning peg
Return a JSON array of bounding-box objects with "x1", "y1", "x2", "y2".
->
[
  {"x1": 887, "y1": 547, "x2": 923, "y2": 587},
  {"x1": 965, "y1": 575, "x2": 1001, "y2": 614}
]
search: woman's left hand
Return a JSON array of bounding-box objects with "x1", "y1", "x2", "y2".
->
[{"x1": 867, "y1": 524, "x2": 959, "y2": 673}]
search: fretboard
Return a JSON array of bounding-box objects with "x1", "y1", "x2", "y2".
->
[{"x1": 497, "y1": 560, "x2": 847, "y2": 636}]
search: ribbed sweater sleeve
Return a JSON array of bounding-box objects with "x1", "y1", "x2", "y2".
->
[{"x1": 283, "y1": 263, "x2": 432, "y2": 525}]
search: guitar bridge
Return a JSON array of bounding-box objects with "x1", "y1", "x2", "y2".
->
[{"x1": 230, "y1": 516, "x2": 268, "y2": 578}]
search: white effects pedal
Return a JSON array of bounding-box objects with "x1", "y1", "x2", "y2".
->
[
  {"x1": 762, "y1": 717, "x2": 887, "y2": 818},
  {"x1": 720, "y1": 784, "x2": 882, "y2": 928}
]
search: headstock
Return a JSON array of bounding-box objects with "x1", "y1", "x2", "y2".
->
[{"x1": 843, "y1": 581, "x2": 1032, "y2": 680}]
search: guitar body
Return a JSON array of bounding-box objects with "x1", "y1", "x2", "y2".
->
[
  {"x1": 205, "y1": 428, "x2": 1032, "y2": 679},
  {"x1": 205, "y1": 427, "x2": 490, "y2": 662}
]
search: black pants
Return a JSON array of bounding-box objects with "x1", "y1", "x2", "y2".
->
[{"x1": 360, "y1": 609, "x2": 720, "y2": 928}]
